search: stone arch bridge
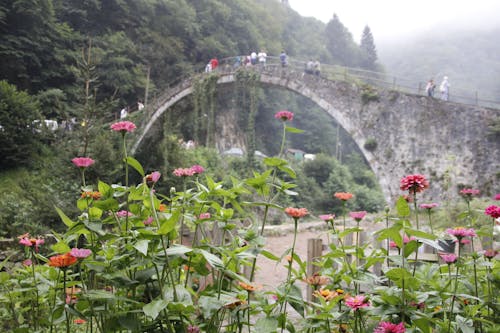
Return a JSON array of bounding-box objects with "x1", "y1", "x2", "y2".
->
[{"x1": 131, "y1": 61, "x2": 499, "y2": 203}]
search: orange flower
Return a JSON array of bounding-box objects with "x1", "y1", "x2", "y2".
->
[
  {"x1": 81, "y1": 191, "x2": 101, "y2": 200},
  {"x1": 223, "y1": 298, "x2": 247, "y2": 309},
  {"x1": 74, "y1": 318, "x2": 86, "y2": 324},
  {"x1": 313, "y1": 288, "x2": 338, "y2": 301},
  {"x1": 304, "y1": 273, "x2": 329, "y2": 286},
  {"x1": 284, "y1": 207, "x2": 308, "y2": 218},
  {"x1": 334, "y1": 192, "x2": 353, "y2": 201},
  {"x1": 48, "y1": 253, "x2": 77, "y2": 268},
  {"x1": 159, "y1": 204, "x2": 167, "y2": 212},
  {"x1": 238, "y1": 281, "x2": 261, "y2": 292}
]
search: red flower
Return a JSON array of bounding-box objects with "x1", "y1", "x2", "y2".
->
[
  {"x1": 334, "y1": 192, "x2": 353, "y2": 201},
  {"x1": 374, "y1": 321, "x2": 406, "y2": 333},
  {"x1": 485, "y1": 205, "x2": 500, "y2": 219},
  {"x1": 48, "y1": 253, "x2": 78, "y2": 268},
  {"x1": 74, "y1": 318, "x2": 86, "y2": 325},
  {"x1": 274, "y1": 110, "x2": 294, "y2": 121},
  {"x1": 400, "y1": 174, "x2": 429, "y2": 193},
  {"x1": 110, "y1": 121, "x2": 136, "y2": 132},
  {"x1": 71, "y1": 157, "x2": 95, "y2": 168},
  {"x1": 284, "y1": 207, "x2": 308, "y2": 218}
]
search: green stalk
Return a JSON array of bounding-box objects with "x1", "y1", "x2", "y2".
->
[
  {"x1": 280, "y1": 217, "x2": 299, "y2": 333},
  {"x1": 447, "y1": 245, "x2": 462, "y2": 333}
]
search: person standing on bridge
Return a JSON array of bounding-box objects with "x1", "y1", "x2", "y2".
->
[
  {"x1": 425, "y1": 79, "x2": 436, "y2": 97},
  {"x1": 280, "y1": 51, "x2": 288, "y2": 67},
  {"x1": 209, "y1": 58, "x2": 219, "y2": 71},
  {"x1": 258, "y1": 50, "x2": 267, "y2": 69},
  {"x1": 439, "y1": 76, "x2": 450, "y2": 101}
]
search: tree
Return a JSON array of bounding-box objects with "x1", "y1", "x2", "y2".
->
[
  {"x1": 0, "y1": 80, "x2": 41, "y2": 169},
  {"x1": 360, "y1": 25, "x2": 377, "y2": 70},
  {"x1": 324, "y1": 14, "x2": 358, "y2": 67}
]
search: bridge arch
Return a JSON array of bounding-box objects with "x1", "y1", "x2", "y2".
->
[{"x1": 132, "y1": 64, "x2": 500, "y2": 203}]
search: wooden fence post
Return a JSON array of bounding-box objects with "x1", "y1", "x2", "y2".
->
[{"x1": 306, "y1": 238, "x2": 323, "y2": 302}]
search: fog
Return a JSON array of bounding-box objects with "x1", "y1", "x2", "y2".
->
[{"x1": 288, "y1": 0, "x2": 500, "y2": 42}]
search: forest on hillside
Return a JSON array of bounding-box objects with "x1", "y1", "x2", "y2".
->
[{"x1": 0, "y1": 0, "x2": 385, "y2": 236}]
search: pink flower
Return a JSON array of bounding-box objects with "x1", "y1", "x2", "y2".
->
[
  {"x1": 143, "y1": 217, "x2": 154, "y2": 225},
  {"x1": 72, "y1": 157, "x2": 95, "y2": 168},
  {"x1": 319, "y1": 214, "x2": 335, "y2": 222},
  {"x1": 400, "y1": 174, "x2": 429, "y2": 193},
  {"x1": 284, "y1": 207, "x2": 309, "y2": 219},
  {"x1": 483, "y1": 249, "x2": 498, "y2": 259},
  {"x1": 187, "y1": 325, "x2": 200, "y2": 333},
  {"x1": 460, "y1": 239, "x2": 471, "y2": 245},
  {"x1": 70, "y1": 248, "x2": 92, "y2": 259},
  {"x1": 345, "y1": 295, "x2": 370, "y2": 311},
  {"x1": 440, "y1": 253, "x2": 458, "y2": 264},
  {"x1": 23, "y1": 259, "x2": 32, "y2": 266},
  {"x1": 420, "y1": 203, "x2": 439, "y2": 210},
  {"x1": 190, "y1": 165, "x2": 205, "y2": 175},
  {"x1": 110, "y1": 121, "x2": 136, "y2": 132},
  {"x1": 18, "y1": 235, "x2": 45, "y2": 252},
  {"x1": 494, "y1": 193, "x2": 500, "y2": 201},
  {"x1": 389, "y1": 240, "x2": 398, "y2": 248},
  {"x1": 446, "y1": 227, "x2": 476, "y2": 239},
  {"x1": 374, "y1": 321, "x2": 406, "y2": 333},
  {"x1": 198, "y1": 213, "x2": 211, "y2": 220},
  {"x1": 173, "y1": 168, "x2": 195, "y2": 177},
  {"x1": 116, "y1": 210, "x2": 133, "y2": 218},
  {"x1": 274, "y1": 110, "x2": 294, "y2": 121},
  {"x1": 389, "y1": 235, "x2": 416, "y2": 249},
  {"x1": 146, "y1": 171, "x2": 161, "y2": 183},
  {"x1": 485, "y1": 205, "x2": 500, "y2": 219},
  {"x1": 349, "y1": 211, "x2": 367, "y2": 222},
  {"x1": 459, "y1": 188, "x2": 480, "y2": 196}
]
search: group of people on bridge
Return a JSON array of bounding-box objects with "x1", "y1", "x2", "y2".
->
[{"x1": 426, "y1": 76, "x2": 450, "y2": 101}]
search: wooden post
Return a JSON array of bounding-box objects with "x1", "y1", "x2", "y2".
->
[{"x1": 306, "y1": 238, "x2": 323, "y2": 302}]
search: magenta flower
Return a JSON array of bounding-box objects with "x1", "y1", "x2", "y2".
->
[
  {"x1": 459, "y1": 188, "x2": 480, "y2": 202},
  {"x1": 349, "y1": 211, "x2": 367, "y2": 222},
  {"x1": 483, "y1": 249, "x2": 498, "y2": 260},
  {"x1": 485, "y1": 205, "x2": 500, "y2": 219},
  {"x1": 374, "y1": 321, "x2": 406, "y2": 333},
  {"x1": 274, "y1": 110, "x2": 294, "y2": 121},
  {"x1": 446, "y1": 227, "x2": 476, "y2": 239},
  {"x1": 494, "y1": 193, "x2": 500, "y2": 200},
  {"x1": 72, "y1": 157, "x2": 95, "y2": 168},
  {"x1": 18, "y1": 235, "x2": 45, "y2": 252},
  {"x1": 173, "y1": 168, "x2": 195, "y2": 177},
  {"x1": 146, "y1": 171, "x2": 161, "y2": 183},
  {"x1": 70, "y1": 248, "x2": 92, "y2": 259},
  {"x1": 143, "y1": 217, "x2": 154, "y2": 225},
  {"x1": 199, "y1": 213, "x2": 211, "y2": 220},
  {"x1": 319, "y1": 214, "x2": 335, "y2": 222},
  {"x1": 190, "y1": 164, "x2": 205, "y2": 175},
  {"x1": 187, "y1": 325, "x2": 200, "y2": 333},
  {"x1": 23, "y1": 259, "x2": 33, "y2": 266},
  {"x1": 345, "y1": 295, "x2": 370, "y2": 311},
  {"x1": 420, "y1": 203, "x2": 439, "y2": 210},
  {"x1": 110, "y1": 121, "x2": 136, "y2": 133},
  {"x1": 460, "y1": 239, "x2": 471, "y2": 245},
  {"x1": 400, "y1": 174, "x2": 429, "y2": 193},
  {"x1": 389, "y1": 240, "x2": 398, "y2": 248},
  {"x1": 116, "y1": 210, "x2": 133, "y2": 218},
  {"x1": 440, "y1": 253, "x2": 458, "y2": 264},
  {"x1": 389, "y1": 235, "x2": 416, "y2": 249}
]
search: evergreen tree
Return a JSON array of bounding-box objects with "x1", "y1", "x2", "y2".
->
[
  {"x1": 360, "y1": 25, "x2": 378, "y2": 70},
  {"x1": 324, "y1": 14, "x2": 358, "y2": 67}
]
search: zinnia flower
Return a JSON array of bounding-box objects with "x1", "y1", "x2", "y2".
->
[
  {"x1": 146, "y1": 171, "x2": 161, "y2": 183},
  {"x1": 116, "y1": 210, "x2": 133, "y2": 218},
  {"x1": 74, "y1": 318, "x2": 86, "y2": 325},
  {"x1": 70, "y1": 248, "x2": 92, "y2": 259},
  {"x1": 187, "y1": 325, "x2": 200, "y2": 333},
  {"x1": 446, "y1": 227, "x2": 476, "y2": 239},
  {"x1": 374, "y1": 321, "x2": 406, "y2": 333},
  {"x1": 199, "y1": 213, "x2": 211, "y2": 220},
  {"x1": 459, "y1": 188, "x2": 480, "y2": 196},
  {"x1": 110, "y1": 121, "x2": 136, "y2": 132},
  {"x1": 400, "y1": 174, "x2": 429, "y2": 193},
  {"x1": 304, "y1": 273, "x2": 329, "y2": 286},
  {"x1": 18, "y1": 235, "x2": 45, "y2": 252},
  {"x1": 48, "y1": 253, "x2": 78, "y2": 268},
  {"x1": 143, "y1": 217, "x2": 154, "y2": 225},
  {"x1": 173, "y1": 168, "x2": 195, "y2": 177},
  {"x1": 23, "y1": 259, "x2": 32, "y2": 266},
  {"x1": 190, "y1": 164, "x2": 205, "y2": 175},
  {"x1": 494, "y1": 193, "x2": 500, "y2": 201},
  {"x1": 440, "y1": 253, "x2": 458, "y2": 264},
  {"x1": 319, "y1": 214, "x2": 335, "y2": 222},
  {"x1": 284, "y1": 207, "x2": 309, "y2": 219},
  {"x1": 274, "y1": 110, "x2": 294, "y2": 121},
  {"x1": 334, "y1": 192, "x2": 353, "y2": 201},
  {"x1": 345, "y1": 295, "x2": 370, "y2": 310},
  {"x1": 313, "y1": 288, "x2": 338, "y2": 301},
  {"x1": 420, "y1": 203, "x2": 439, "y2": 210},
  {"x1": 81, "y1": 191, "x2": 101, "y2": 200},
  {"x1": 72, "y1": 157, "x2": 95, "y2": 168},
  {"x1": 485, "y1": 205, "x2": 500, "y2": 219},
  {"x1": 349, "y1": 211, "x2": 367, "y2": 222},
  {"x1": 483, "y1": 249, "x2": 498, "y2": 260},
  {"x1": 238, "y1": 281, "x2": 261, "y2": 292}
]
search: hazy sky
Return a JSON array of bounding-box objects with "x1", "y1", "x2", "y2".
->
[{"x1": 288, "y1": 0, "x2": 500, "y2": 41}]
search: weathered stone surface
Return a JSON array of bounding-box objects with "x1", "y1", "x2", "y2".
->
[{"x1": 133, "y1": 66, "x2": 500, "y2": 203}]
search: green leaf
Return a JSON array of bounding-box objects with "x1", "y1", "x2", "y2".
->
[
  {"x1": 385, "y1": 268, "x2": 420, "y2": 289},
  {"x1": 376, "y1": 226, "x2": 403, "y2": 248},
  {"x1": 278, "y1": 165, "x2": 296, "y2": 178},
  {"x1": 405, "y1": 228, "x2": 437, "y2": 240},
  {"x1": 77, "y1": 198, "x2": 88, "y2": 211},
  {"x1": 51, "y1": 241, "x2": 71, "y2": 254},
  {"x1": 199, "y1": 249, "x2": 224, "y2": 269},
  {"x1": 158, "y1": 211, "x2": 179, "y2": 235},
  {"x1": 285, "y1": 126, "x2": 304, "y2": 133},
  {"x1": 55, "y1": 206, "x2": 75, "y2": 228},
  {"x1": 395, "y1": 196, "x2": 410, "y2": 217},
  {"x1": 165, "y1": 245, "x2": 193, "y2": 256},
  {"x1": 126, "y1": 156, "x2": 144, "y2": 177},
  {"x1": 255, "y1": 317, "x2": 279, "y2": 333},
  {"x1": 263, "y1": 157, "x2": 287, "y2": 167},
  {"x1": 89, "y1": 206, "x2": 103, "y2": 219},
  {"x1": 403, "y1": 240, "x2": 419, "y2": 257},
  {"x1": 98, "y1": 180, "x2": 111, "y2": 197},
  {"x1": 134, "y1": 239, "x2": 149, "y2": 256},
  {"x1": 143, "y1": 299, "x2": 168, "y2": 320},
  {"x1": 287, "y1": 283, "x2": 305, "y2": 317},
  {"x1": 260, "y1": 250, "x2": 279, "y2": 261},
  {"x1": 414, "y1": 318, "x2": 432, "y2": 333}
]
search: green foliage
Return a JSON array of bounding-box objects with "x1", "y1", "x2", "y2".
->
[
  {"x1": 360, "y1": 26, "x2": 378, "y2": 70},
  {"x1": 0, "y1": 80, "x2": 42, "y2": 169},
  {"x1": 363, "y1": 137, "x2": 378, "y2": 151},
  {"x1": 360, "y1": 84, "x2": 380, "y2": 104}
]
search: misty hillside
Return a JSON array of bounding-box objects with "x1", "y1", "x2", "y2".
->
[{"x1": 378, "y1": 27, "x2": 500, "y2": 104}]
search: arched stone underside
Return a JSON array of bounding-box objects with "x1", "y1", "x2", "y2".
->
[{"x1": 133, "y1": 67, "x2": 500, "y2": 203}]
